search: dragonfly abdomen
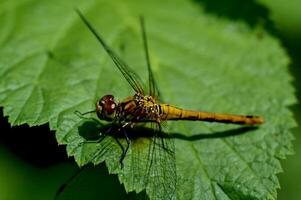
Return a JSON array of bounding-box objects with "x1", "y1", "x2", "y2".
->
[{"x1": 159, "y1": 104, "x2": 264, "y2": 125}]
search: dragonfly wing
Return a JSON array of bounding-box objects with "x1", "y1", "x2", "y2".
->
[
  {"x1": 77, "y1": 10, "x2": 144, "y2": 95},
  {"x1": 140, "y1": 17, "x2": 162, "y2": 100},
  {"x1": 144, "y1": 122, "x2": 177, "y2": 200}
]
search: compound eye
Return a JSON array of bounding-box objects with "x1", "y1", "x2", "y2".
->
[
  {"x1": 99, "y1": 99, "x2": 105, "y2": 105},
  {"x1": 101, "y1": 95, "x2": 114, "y2": 102},
  {"x1": 98, "y1": 95, "x2": 116, "y2": 115},
  {"x1": 105, "y1": 102, "x2": 116, "y2": 114}
]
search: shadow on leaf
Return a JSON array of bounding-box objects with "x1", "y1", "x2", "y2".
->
[
  {"x1": 193, "y1": 0, "x2": 278, "y2": 36},
  {"x1": 77, "y1": 119, "x2": 258, "y2": 142},
  {"x1": 194, "y1": 0, "x2": 270, "y2": 26}
]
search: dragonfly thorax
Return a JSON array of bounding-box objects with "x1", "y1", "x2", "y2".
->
[
  {"x1": 96, "y1": 94, "x2": 116, "y2": 121},
  {"x1": 134, "y1": 93, "x2": 156, "y2": 105}
]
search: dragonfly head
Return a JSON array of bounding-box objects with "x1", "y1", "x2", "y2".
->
[{"x1": 96, "y1": 95, "x2": 116, "y2": 121}]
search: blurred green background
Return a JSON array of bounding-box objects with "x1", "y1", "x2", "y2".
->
[
  {"x1": 0, "y1": 0, "x2": 300, "y2": 199},
  {"x1": 260, "y1": 0, "x2": 301, "y2": 199}
]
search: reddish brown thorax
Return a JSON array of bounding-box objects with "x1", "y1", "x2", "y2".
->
[{"x1": 96, "y1": 94, "x2": 117, "y2": 120}]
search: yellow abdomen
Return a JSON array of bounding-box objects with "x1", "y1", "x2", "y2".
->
[{"x1": 159, "y1": 104, "x2": 264, "y2": 125}]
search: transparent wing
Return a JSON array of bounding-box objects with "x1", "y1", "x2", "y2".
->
[
  {"x1": 143, "y1": 122, "x2": 177, "y2": 200},
  {"x1": 75, "y1": 121, "x2": 176, "y2": 199},
  {"x1": 140, "y1": 17, "x2": 162, "y2": 100},
  {"x1": 77, "y1": 10, "x2": 145, "y2": 95}
]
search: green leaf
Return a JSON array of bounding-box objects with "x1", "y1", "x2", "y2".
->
[{"x1": 0, "y1": 0, "x2": 296, "y2": 199}]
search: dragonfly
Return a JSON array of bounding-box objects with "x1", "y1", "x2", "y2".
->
[{"x1": 75, "y1": 9, "x2": 264, "y2": 200}]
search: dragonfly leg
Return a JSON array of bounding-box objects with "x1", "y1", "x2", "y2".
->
[
  {"x1": 112, "y1": 137, "x2": 124, "y2": 169},
  {"x1": 74, "y1": 110, "x2": 97, "y2": 121},
  {"x1": 121, "y1": 122, "x2": 130, "y2": 128},
  {"x1": 118, "y1": 128, "x2": 131, "y2": 169}
]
